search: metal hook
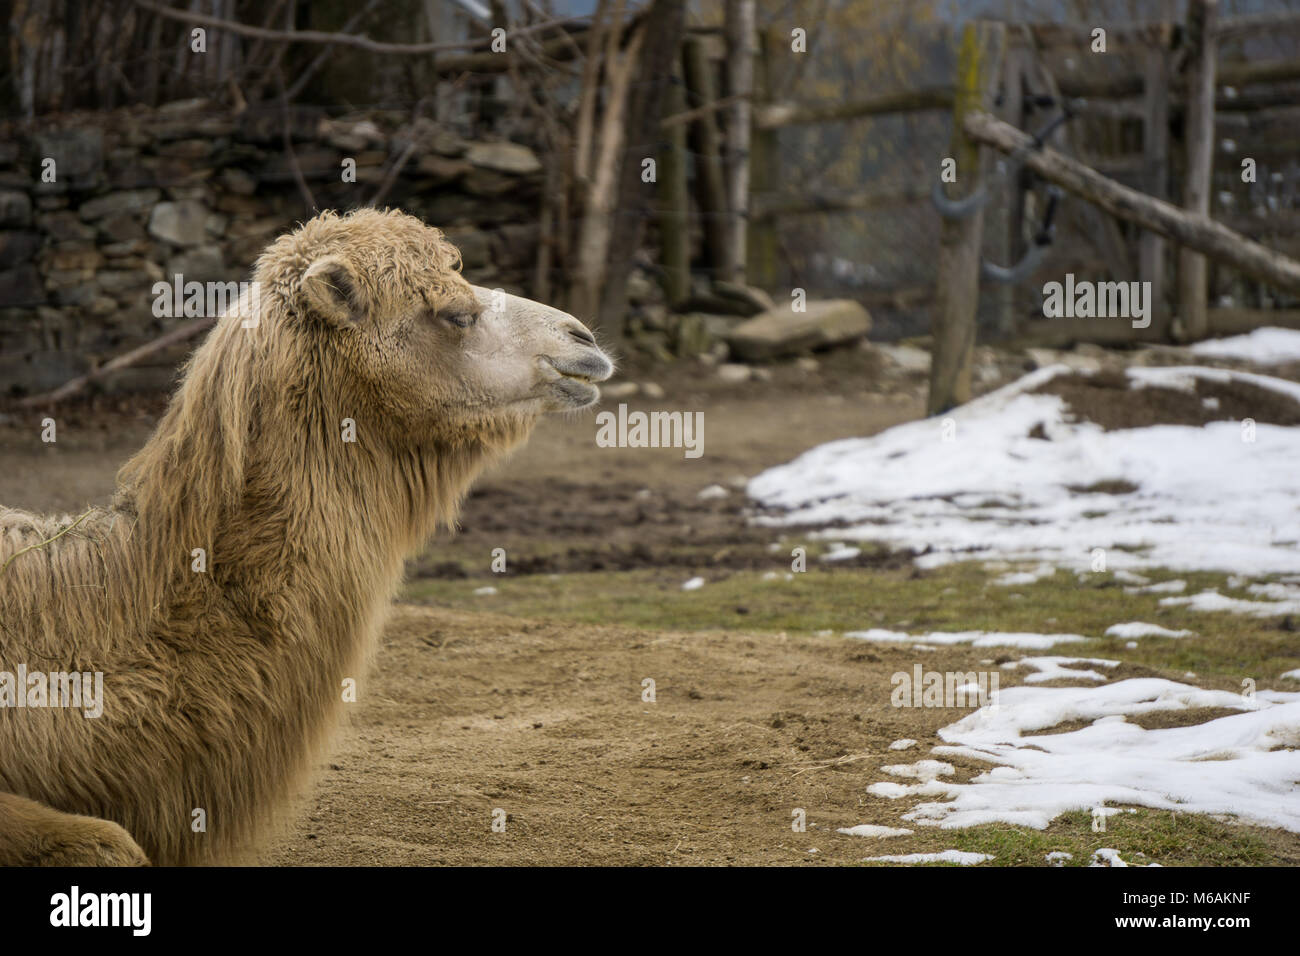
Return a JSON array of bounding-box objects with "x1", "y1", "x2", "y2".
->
[
  {"x1": 980, "y1": 186, "x2": 1062, "y2": 284},
  {"x1": 930, "y1": 179, "x2": 990, "y2": 220},
  {"x1": 981, "y1": 241, "x2": 1048, "y2": 284}
]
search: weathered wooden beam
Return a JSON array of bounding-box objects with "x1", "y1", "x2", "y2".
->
[
  {"x1": 1178, "y1": 0, "x2": 1218, "y2": 341},
  {"x1": 1022, "y1": 12, "x2": 1300, "y2": 49},
  {"x1": 928, "y1": 21, "x2": 1005, "y2": 416},
  {"x1": 756, "y1": 86, "x2": 953, "y2": 129},
  {"x1": 962, "y1": 110, "x2": 1300, "y2": 294},
  {"x1": 1027, "y1": 21, "x2": 1174, "y2": 51},
  {"x1": 1216, "y1": 10, "x2": 1300, "y2": 41},
  {"x1": 1055, "y1": 55, "x2": 1300, "y2": 102}
]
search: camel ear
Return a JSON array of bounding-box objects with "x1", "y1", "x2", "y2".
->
[{"x1": 301, "y1": 256, "x2": 363, "y2": 327}]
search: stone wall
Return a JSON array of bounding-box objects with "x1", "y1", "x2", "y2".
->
[{"x1": 0, "y1": 98, "x2": 545, "y2": 396}]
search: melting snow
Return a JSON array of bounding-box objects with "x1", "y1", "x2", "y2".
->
[
  {"x1": 1189, "y1": 327, "x2": 1300, "y2": 364},
  {"x1": 1090, "y1": 848, "x2": 1160, "y2": 867},
  {"x1": 1160, "y1": 589, "x2": 1300, "y2": 617},
  {"x1": 836, "y1": 824, "x2": 913, "y2": 838},
  {"x1": 749, "y1": 366, "x2": 1300, "y2": 575},
  {"x1": 1105, "y1": 622, "x2": 1195, "y2": 639},
  {"x1": 1007, "y1": 656, "x2": 1121, "y2": 683},
  {"x1": 863, "y1": 850, "x2": 994, "y2": 865},
  {"x1": 868, "y1": 679, "x2": 1300, "y2": 832},
  {"x1": 846, "y1": 628, "x2": 1088, "y2": 649},
  {"x1": 1125, "y1": 579, "x2": 1187, "y2": 595}
]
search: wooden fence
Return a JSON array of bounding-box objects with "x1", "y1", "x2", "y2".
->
[{"x1": 662, "y1": 2, "x2": 1300, "y2": 412}]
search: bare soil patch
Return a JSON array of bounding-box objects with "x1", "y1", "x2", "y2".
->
[{"x1": 1032, "y1": 369, "x2": 1300, "y2": 431}]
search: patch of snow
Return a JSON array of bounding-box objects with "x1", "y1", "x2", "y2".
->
[
  {"x1": 1125, "y1": 579, "x2": 1187, "y2": 595},
  {"x1": 882, "y1": 760, "x2": 954, "y2": 781},
  {"x1": 846, "y1": 628, "x2": 1088, "y2": 650},
  {"x1": 1008, "y1": 656, "x2": 1120, "y2": 684},
  {"x1": 863, "y1": 850, "x2": 993, "y2": 865},
  {"x1": 472, "y1": 586, "x2": 498, "y2": 596},
  {"x1": 992, "y1": 563, "x2": 1056, "y2": 586},
  {"x1": 1046, "y1": 851, "x2": 1073, "y2": 866},
  {"x1": 1248, "y1": 581, "x2": 1300, "y2": 601},
  {"x1": 1113, "y1": 570, "x2": 1150, "y2": 586},
  {"x1": 1189, "y1": 327, "x2": 1300, "y2": 364},
  {"x1": 821, "y1": 543, "x2": 862, "y2": 562},
  {"x1": 681, "y1": 576, "x2": 706, "y2": 591},
  {"x1": 749, "y1": 366, "x2": 1300, "y2": 576},
  {"x1": 1105, "y1": 622, "x2": 1195, "y2": 639},
  {"x1": 1160, "y1": 589, "x2": 1300, "y2": 617},
  {"x1": 836, "y1": 824, "x2": 913, "y2": 838},
  {"x1": 868, "y1": 679, "x2": 1300, "y2": 832},
  {"x1": 889, "y1": 739, "x2": 918, "y2": 751},
  {"x1": 1090, "y1": 848, "x2": 1159, "y2": 867},
  {"x1": 696, "y1": 484, "x2": 729, "y2": 500}
]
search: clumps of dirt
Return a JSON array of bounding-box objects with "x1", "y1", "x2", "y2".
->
[
  {"x1": 1032, "y1": 369, "x2": 1300, "y2": 431},
  {"x1": 1066, "y1": 479, "x2": 1139, "y2": 495},
  {"x1": 1125, "y1": 707, "x2": 1247, "y2": 731},
  {"x1": 406, "y1": 478, "x2": 918, "y2": 579}
]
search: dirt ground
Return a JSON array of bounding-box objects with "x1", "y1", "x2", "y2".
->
[
  {"x1": 7, "y1": 350, "x2": 1297, "y2": 865},
  {"x1": 261, "y1": 603, "x2": 995, "y2": 865},
  {"x1": 0, "y1": 350, "x2": 948, "y2": 866}
]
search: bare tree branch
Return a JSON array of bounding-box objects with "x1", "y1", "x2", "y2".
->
[{"x1": 133, "y1": 0, "x2": 587, "y2": 56}]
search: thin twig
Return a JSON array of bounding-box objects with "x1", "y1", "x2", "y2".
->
[
  {"x1": 365, "y1": 141, "x2": 417, "y2": 208},
  {"x1": 18, "y1": 316, "x2": 215, "y2": 408},
  {"x1": 134, "y1": 0, "x2": 587, "y2": 56},
  {"x1": 285, "y1": 0, "x2": 384, "y2": 102},
  {"x1": 0, "y1": 509, "x2": 96, "y2": 577},
  {"x1": 276, "y1": 68, "x2": 317, "y2": 214}
]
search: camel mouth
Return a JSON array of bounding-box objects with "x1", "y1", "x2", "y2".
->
[
  {"x1": 546, "y1": 351, "x2": 614, "y2": 383},
  {"x1": 550, "y1": 373, "x2": 602, "y2": 409}
]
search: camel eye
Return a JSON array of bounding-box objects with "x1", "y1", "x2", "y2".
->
[{"x1": 442, "y1": 311, "x2": 476, "y2": 329}]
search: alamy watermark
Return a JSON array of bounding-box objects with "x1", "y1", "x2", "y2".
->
[
  {"x1": 0, "y1": 665, "x2": 104, "y2": 718},
  {"x1": 1042, "y1": 273, "x2": 1151, "y2": 329},
  {"x1": 891, "y1": 665, "x2": 999, "y2": 709},
  {"x1": 595, "y1": 404, "x2": 704, "y2": 459},
  {"x1": 152, "y1": 274, "x2": 260, "y2": 327}
]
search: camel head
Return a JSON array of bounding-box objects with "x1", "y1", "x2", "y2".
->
[{"x1": 258, "y1": 208, "x2": 613, "y2": 445}]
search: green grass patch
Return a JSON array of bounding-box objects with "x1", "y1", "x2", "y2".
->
[
  {"x1": 853, "y1": 810, "x2": 1282, "y2": 866},
  {"x1": 403, "y1": 563, "x2": 1300, "y2": 686}
]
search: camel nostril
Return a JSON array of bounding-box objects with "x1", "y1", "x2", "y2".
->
[{"x1": 567, "y1": 324, "x2": 597, "y2": 348}]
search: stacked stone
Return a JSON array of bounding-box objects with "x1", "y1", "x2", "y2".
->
[{"x1": 0, "y1": 99, "x2": 545, "y2": 395}]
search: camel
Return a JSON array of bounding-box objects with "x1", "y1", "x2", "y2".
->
[{"x1": 0, "y1": 208, "x2": 613, "y2": 865}]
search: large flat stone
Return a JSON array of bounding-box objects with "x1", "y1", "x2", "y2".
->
[{"x1": 726, "y1": 299, "x2": 872, "y2": 360}]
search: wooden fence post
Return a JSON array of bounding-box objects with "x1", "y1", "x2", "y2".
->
[
  {"x1": 747, "y1": 27, "x2": 779, "y2": 289},
  {"x1": 658, "y1": 68, "x2": 691, "y2": 307},
  {"x1": 724, "y1": 0, "x2": 756, "y2": 284},
  {"x1": 682, "y1": 35, "x2": 730, "y2": 284},
  {"x1": 1139, "y1": 26, "x2": 1171, "y2": 338},
  {"x1": 993, "y1": 43, "x2": 1026, "y2": 337},
  {"x1": 928, "y1": 20, "x2": 1006, "y2": 416},
  {"x1": 1178, "y1": 0, "x2": 1218, "y2": 340}
]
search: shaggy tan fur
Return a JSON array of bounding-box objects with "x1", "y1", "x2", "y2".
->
[{"x1": 0, "y1": 208, "x2": 611, "y2": 865}]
